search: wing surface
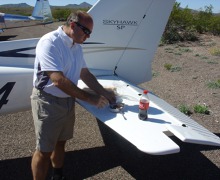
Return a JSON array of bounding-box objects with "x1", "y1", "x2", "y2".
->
[{"x1": 77, "y1": 75, "x2": 220, "y2": 155}]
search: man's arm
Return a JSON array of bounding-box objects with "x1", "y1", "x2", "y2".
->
[
  {"x1": 47, "y1": 71, "x2": 108, "y2": 108},
  {"x1": 80, "y1": 68, "x2": 116, "y2": 104}
]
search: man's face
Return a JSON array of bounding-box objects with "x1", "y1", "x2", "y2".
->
[{"x1": 72, "y1": 20, "x2": 93, "y2": 44}]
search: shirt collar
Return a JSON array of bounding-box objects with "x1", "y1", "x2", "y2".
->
[{"x1": 58, "y1": 26, "x2": 74, "y2": 48}]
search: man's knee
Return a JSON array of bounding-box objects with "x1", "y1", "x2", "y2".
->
[{"x1": 34, "y1": 150, "x2": 52, "y2": 160}]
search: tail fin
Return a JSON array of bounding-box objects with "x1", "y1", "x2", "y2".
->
[
  {"x1": 84, "y1": 0, "x2": 175, "y2": 84},
  {"x1": 32, "y1": 0, "x2": 53, "y2": 21}
]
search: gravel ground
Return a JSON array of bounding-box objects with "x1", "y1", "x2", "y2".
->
[{"x1": 0, "y1": 22, "x2": 220, "y2": 179}]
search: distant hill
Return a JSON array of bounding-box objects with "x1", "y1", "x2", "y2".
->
[
  {"x1": 79, "y1": 2, "x2": 92, "y2": 8},
  {"x1": 178, "y1": 6, "x2": 220, "y2": 16},
  {"x1": 0, "y1": 3, "x2": 31, "y2": 8},
  {"x1": 0, "y1": 2, "x2": 92, "y2": 9},
  {"x1": 63, "y1": 2, "x2": 92, "y2": 9}
]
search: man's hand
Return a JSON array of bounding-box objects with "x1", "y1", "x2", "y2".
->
[
  {"x1": 80, "y1": 68, "x2": 116, "y2": 104},
  {"x1": 89, "y1": 94, "x2": 109, "y2": 108},
  {"x1": 103, "y1": 89, "x2": 116, "y2": 104}
]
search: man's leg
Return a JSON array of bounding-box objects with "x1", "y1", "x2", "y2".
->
[
  {"x1": 50, "y1": 141, "x2": 66, "y2": 178},
  {"x1": 32, "y1": 150, "x2": 52, "y2": 180}
]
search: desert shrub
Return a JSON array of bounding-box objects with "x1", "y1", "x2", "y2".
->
[
  {"x1": 207, "y1": 79, "x2": 220, "y2": 89},
  {"x1": 209, "y1": 47, "x2": 220, "y2": 56},
  {"x1": 170, "y1": 66, "x2": 182, "y2": 72},
  {"x1": 201, "y1": 56, "x2": 209, "y2": 60},
  {"x1": 194, "y1": 104, "x2": 210, "y2": 114},
  {"x1": 209, "y1": 16, "x2": 220, "y2": 35},
  {"x1": 164, "y1": 63, "x2": 182, "y2": 72},
  {"x1": 164, "y1": 63, "x2": 172, "y2": 70},
  {"x1": 178, "y1": 104, "x2": 192, "y2": 115},
  {"x1": 52, "y1": 8, "x2": 89, "y2": 21},
  {"x1": 162, "y1": 3, "x2": 197, "y2": 44},
  {"x1": 52, "y1": 8, "x2": 72, "y2": 21},
  {"x1": 193, "y1": 5, "x2": 213, "y2": 33},
  {"x1": 152, "y1": 71, "x2": 160, "y2": 78},
  {"x1": 181, "y1": 30, "x2": 198, "y2": 41},
  {"x1": 179, "y1": 48, "x2": 192, "y2": 53},
  {"x1": 169, "y1": 3, "x2": 194, "y2": 30},
  {"x1": 0, "y1": 7, "x2": 32, "y2": 16},
  {"x1": 162, "y1": 3, "x2": 220, "y2": 44},
  {"x1": 161, "y1": 23, "x2": 183, "y2": 43}
]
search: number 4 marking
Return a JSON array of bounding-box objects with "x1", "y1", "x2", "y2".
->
[{"x1": 0, "y1": 82, "x2": 16, "y2": 109}]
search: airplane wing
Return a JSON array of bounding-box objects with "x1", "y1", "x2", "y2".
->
[
  {"x1": 0, "y1": 13, "x2": 43, "y2": 21},
  {"x1": 77, "y1": 75, "x2": 220, "y2": 155}
]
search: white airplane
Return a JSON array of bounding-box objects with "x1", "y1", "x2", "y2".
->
[
  {"x1": 0, "y1": 0, "x2": 53, "y2": 32},
  {"x1": 0, "y1": 0, "x2": 220, "y2": 155}
]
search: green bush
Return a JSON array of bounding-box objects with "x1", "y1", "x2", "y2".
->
[
  {"x1": 209, "y1": 47, "x2": 220, "y2": 56},
  {"x1": 207, "y1": 79, "x2": 220, "y2": 89},
  {"x1": 178, "y1": 104, "x2": 192, "y2": 116},
  {"x1": 194, "y1": 104, "x2": 210, "y2": 114},
  {"x1": 164, "y1": 63, "x2": 172, "y2": 70},
  {"x1": 209, "y1": 16, "x2": 220, "y2": 35},
  {"x1": 162, "y1": 3, "x2": 220, "y2": 44},
  {"x1": 52, "y1": 8, "x2": 90, "y2": 21},
  {"x1": 52, "y1": 8, "x2": 72, "y2": 21},
  {"x1": 193, "y1": 5, "x2": 213, "y2": 33},
  {"x1": 170, "y1": 66, "x2": 182, "y2": 72}
]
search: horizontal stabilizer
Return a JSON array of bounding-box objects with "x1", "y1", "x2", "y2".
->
[
  {"x1": 147, "y1": 92, "x2": 220, "y2": 146},
  {"x1": 77, "y1": 75, "x2": 220, "y2": 155}
]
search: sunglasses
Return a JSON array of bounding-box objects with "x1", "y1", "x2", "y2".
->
[{"x1": 75, "y1": 22, "x2": 91, "y2": 35}]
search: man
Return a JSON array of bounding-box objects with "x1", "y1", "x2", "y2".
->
[{"x1": 31, "y1": 11, "x2": 116, "y2": 180}]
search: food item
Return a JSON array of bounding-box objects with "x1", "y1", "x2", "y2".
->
[{"x1": 109, "y1": 103, "x2": 124, "y2": 113}]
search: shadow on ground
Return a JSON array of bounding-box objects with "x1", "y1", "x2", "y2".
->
[
  {"x1": 0, "y1": 120, "x2": 220, "y2": 180},
  {"x1": 0, "y1": 35, "x2": 17, "y2": 41}
]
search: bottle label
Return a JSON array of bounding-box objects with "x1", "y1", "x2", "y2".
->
[
  {"x1": 139, "y1": 101, "x2": 149, "y2": 110},
  {"x1": 139, "y1": 110, "x2": 148, "y2": 120}
]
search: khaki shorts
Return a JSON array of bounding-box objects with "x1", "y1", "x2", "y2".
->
[{"x1": 31, "y1": 88, "x2": 75, "y2": 152}]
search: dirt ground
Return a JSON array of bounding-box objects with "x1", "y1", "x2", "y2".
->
[
  {"x1": 143, "y1": 34, "x2": 220, "y2": 132},
  {"x1": 0, "y1": 22, "x2": 220, "y2": 179}
]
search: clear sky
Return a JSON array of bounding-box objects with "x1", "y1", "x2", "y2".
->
[
  {"x1": 176, "y1": 0, "x2": 220, "y2": 13},
  {"x1": 0, "y1": 0, "x2": 219, "y2": 13}
]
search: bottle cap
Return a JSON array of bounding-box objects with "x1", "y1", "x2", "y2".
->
[{"x1": 143, "y1": 90, "x2": 148, "y2": 94}]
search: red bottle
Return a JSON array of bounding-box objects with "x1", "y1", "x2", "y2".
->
[{"x1": 138, "y1": 90, "x2": 149, "y2": 120}]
